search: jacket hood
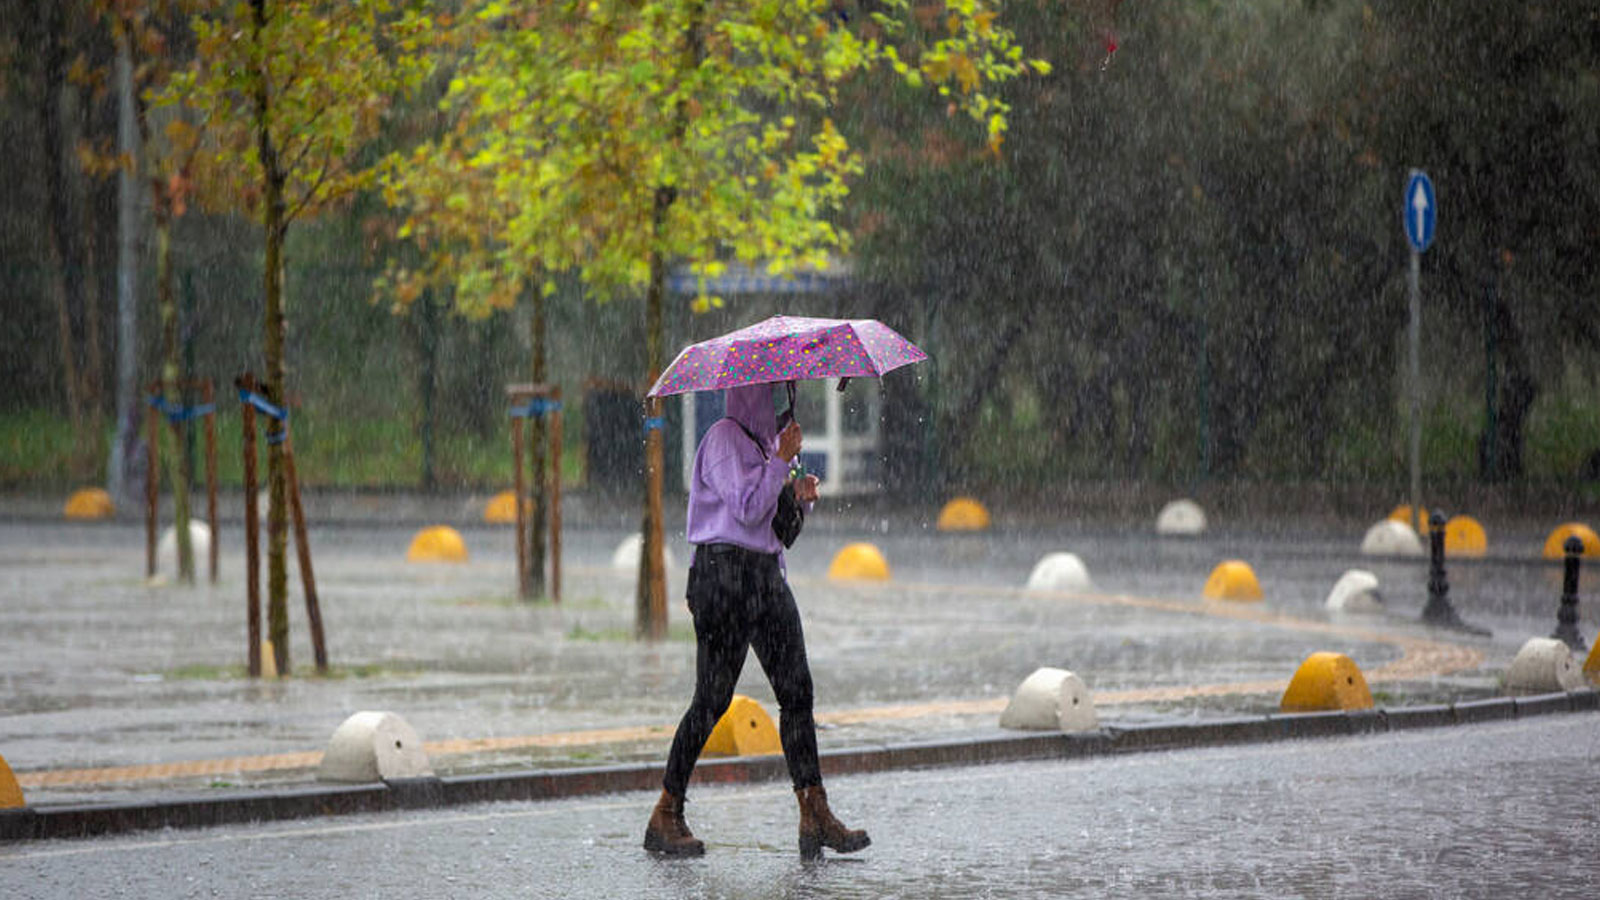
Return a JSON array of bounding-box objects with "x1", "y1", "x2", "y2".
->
[{"x1": 724, "y1": 383, "x2": 778, "y2": 446}]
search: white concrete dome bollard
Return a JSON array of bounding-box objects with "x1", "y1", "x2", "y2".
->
[
  {"x1": 1360, "y1": 519, "x2": 1425, "y2": 557},
  {"x1": 317, "y1": 711, "x2": 434, "y2": 783},
  {"x1": 1503, "y1": 638, "x2": 1584, "y2": 695},
  {"x1": 1325, "y1": 569, "x2": 1383, "y2": 612},
  {"x1": 611, "y1": 533, "x2": 676, "y2": 572},
  {"x1": 1155, "y1": 499, "x2": 1206, "y2": 536},
  {"x1": 158, "y1": 521, "x2": 213, "y2": 574},
  {"x1": 999, "y1": 667, "x2": 1098, "y2": 733},
  {"x1": 1025, "y1": 553, "x2": 1094, "y2": 592}
]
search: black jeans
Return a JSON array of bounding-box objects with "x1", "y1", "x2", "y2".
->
[{"x1": 662, "y1": 543, "x2": 820, "y2": 796}]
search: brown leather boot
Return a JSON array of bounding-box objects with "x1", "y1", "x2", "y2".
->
[
  {"x1": 643, "y1": 789, "x2": 705, "y2": 856},
  {"x1": 795, "y1": 784, "x2": 870, "y2": 860}
]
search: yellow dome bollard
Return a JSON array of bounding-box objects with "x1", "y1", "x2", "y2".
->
[
  {"x1": 1388, "y1": 505, "x2": 1431, "y2": 534},
  {"x1": 702, "y1": 695, "x2": 781, "y2": 757},
  {"x1": 63, "y1": 487, "x2": 115, "y2": 520},
  {"x1": 1543, "y1": 523, "x2": 1600, "y2": 559},
  {"x1": 0, "y1": 754, "x2": 24, "y2": 809},
  {"x1": 1585, "y1": 640, "x2": 1600, "y2": 685},
  {"x1": 1202, "y1": 560, "x2": 1262, "y2": 602},
  {"x1": 827, "y1": 542, "x2": 890, "y2": 581},
  {"x1": 483, "y1": 490, "x2": 530, "y2": 524},
  {"x1": 1280, "y1": 652, "x2": 1373, "y2": 712},
  {"x1": 936, "y1": 496, "x2": 991, "y2": 532},
  {"x1": 1443, "y1": 515, "x2": 1488, "y2": 558},
  {"x1": 407, "y1": 525, "x2": 469, "y2": 563}
]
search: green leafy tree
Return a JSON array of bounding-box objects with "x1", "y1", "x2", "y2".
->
[
  {"x1": 384, "y1": 0, "x2": 1045, "y2": 638},
  {"x1": 160, "y1": 0, "x2": 430, "y2": 673},
  {"x1": 378, "y1": 10, "x2": 563, "y2": 597}
]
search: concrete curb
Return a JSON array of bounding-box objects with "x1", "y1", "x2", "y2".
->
[{"x1": 4, "y1": 689, "x2": 1595, "y2": 843}]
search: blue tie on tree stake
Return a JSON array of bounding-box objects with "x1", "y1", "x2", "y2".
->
[
  {"x1": 237, "y1": 388, "x2": 289, "y2": 422},
  {"x1": 509, "y1": 398, "x2": 563, "y2": 419},
  {"x1": 147, "y1": 395, "x2": 216, "y2": 425}
]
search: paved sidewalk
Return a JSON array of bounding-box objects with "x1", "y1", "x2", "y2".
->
[{"x1": 0, "y1": 493, "x2": 1585, "y2": 815}]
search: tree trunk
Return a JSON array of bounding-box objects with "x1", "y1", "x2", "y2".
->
[
  {"x1": 110, "y1": 31, "x2": 142, "y2": 511},
  {"x1": 156, "y1": 195, "x2": 194, "y2": 583},
  {"x1": 636, "y1": 198, "x2": 669, "y2": 642},
  {"x1": 1209, "y1": 316, "x2": 1275, "y2": 478},
  {"x1": 528, "y1": 287, "x2": 549, "y2": 599},
  {"x1": 46, "y1": 226, "x2": 87, "y2": 472},
  {"x1": 1481, "y1": 293, "x2": 1537, "y2": 481},
  {"x1": 943, "y1": 309, "x2": 1032, "y2": 485},
  {"x1": 263, "y1": 204, "x2": 289, "y2": 676},
  {"x1": 81, "y1": 186, "x2": 108, "y2": 464},
  {"x1": 1121, "y1": 371, "x2": 1153, "y2": 478},
  {"x1": 253, "y1": 0, "x2": 291, "y2": 676},
  {"x1": 417, "y1": 293, "x2": 437, "y2": 491},
  {"x1": 636, "y1": 4, "x2": 703, "y2": 640}
]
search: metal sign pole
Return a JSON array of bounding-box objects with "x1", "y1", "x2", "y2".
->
[
  {"x1": 1403, "y1": 169, "x2": 1435, "y2": 535},
  {"x1": 1408, "y1": 248, "x2": 1422, "y2": 535}
]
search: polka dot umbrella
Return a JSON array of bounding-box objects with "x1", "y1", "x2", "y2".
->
[{"x1": 647, "y1": 316, "x2": 928, "y2": 397}]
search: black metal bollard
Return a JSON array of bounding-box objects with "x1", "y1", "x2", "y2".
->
[
  {"x1": 1420, "y1": 511, "x2": 1491, "y2": 635},
  {"x1": 1551, "y1": 536, "x2": 1587, "y2": 653}
]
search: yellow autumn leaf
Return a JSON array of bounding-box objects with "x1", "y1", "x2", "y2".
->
[{"x1": 953, "y1": 55, "x2": 979, "y2": 94}]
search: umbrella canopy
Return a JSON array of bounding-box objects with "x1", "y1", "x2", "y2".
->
[{"x1": 647, "y1": 316, "x2": 928, "y2": 397}]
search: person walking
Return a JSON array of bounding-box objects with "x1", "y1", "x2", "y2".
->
[{"x1": 643, "y1": 382, "x2": 870, "y2": 860}]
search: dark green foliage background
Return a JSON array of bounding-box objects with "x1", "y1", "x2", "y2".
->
[{"x1": 2, "y1": 0, "x2": 1597, "y2": 499}]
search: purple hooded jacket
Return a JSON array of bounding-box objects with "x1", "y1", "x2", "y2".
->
[{"x1": 684, "y1": 383, "x2": 793, "y2": 555}]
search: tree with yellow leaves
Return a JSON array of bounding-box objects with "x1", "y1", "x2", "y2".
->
[
  {"x1": 158, "y1": 0, "x2": 431, "y2": 674},
  {"x1": 384, "y1": 0, "x2": 1046, "y2": 638}
]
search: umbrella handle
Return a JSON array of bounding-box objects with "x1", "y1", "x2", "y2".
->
[{"x1": 837, "y1": 377, "x2": 851, "y2": 392}]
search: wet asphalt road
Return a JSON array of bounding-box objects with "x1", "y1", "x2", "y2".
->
[{"x1": 4, "y1": 712, "x2": 1597, "y2": 899}]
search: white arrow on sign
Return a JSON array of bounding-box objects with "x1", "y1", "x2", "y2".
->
[{"x1": 1411, "y1": 182, "x2": 1430, "y2": 244}]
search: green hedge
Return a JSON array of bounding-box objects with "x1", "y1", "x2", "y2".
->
[{"x1": 0, "y1": 409, "x2": 585, "y2": 490}]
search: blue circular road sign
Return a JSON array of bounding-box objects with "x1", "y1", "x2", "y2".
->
[{"x1": 1404, "y1": 170, "x2": 1435, "y2": 253}]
